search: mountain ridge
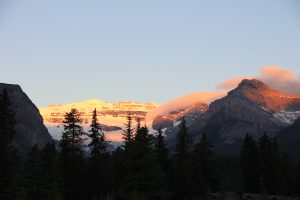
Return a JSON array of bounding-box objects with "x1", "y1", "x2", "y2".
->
[
  {"x1": 0, "y1": 83, "x2": 52, "y2": 155},
  {"x1": 153, "y1": 79, "x2": 300, "y2": 156}
]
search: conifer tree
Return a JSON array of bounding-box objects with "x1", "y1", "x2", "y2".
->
[
  {"x1": 117, "y1": 122, "x2": 166, "y2": 199},
  {"x1": 89, "y1": 109, "x2": 107, "y2": 157},
  {"x1": 240, "y1": 134, "x2": 260, "y2": 193},
  {"x1": 17, "y1": 142, "x2": 59, "y2": 200},
  {"x1": 154, "y1": 128, "x2": 169, "y2": 170},
  {"x1": 59, "y1": 108, "x2": 86, "y2": 200},
  {"x1": 173, "y1": 117, "x2": 192, "y2": 199},
  {"x1": 122, "y1": 112, "x2": 134, "y2": 147},
  {"x1": 0, "y1": 89, "x2": 18, "y2": 200},
  {"x1": 193, "y1": 133, "x2": 218, "y2": 196},
  {"x1": 60, "y1": 108, "x2": 84, "y2": 154},
  {"x1": 258, "y1": 134, "x2": 281, "y2": 194},
  {"x1": 154, "y1": 128, "x2": 170, "y2": 198},
  {"x1": 87, "y1": 109, "x2": 110, "y2": 199},
  {"x1": 39, "y1": 142, "x2": 59, "y2": 199},
  {"x1": 22, "y1": 145, "x2": 43, "y2": 200}
]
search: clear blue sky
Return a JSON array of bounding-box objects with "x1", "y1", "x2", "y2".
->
[{"x1": 1, "y1": 0, "x2": 300, "y2": 107}]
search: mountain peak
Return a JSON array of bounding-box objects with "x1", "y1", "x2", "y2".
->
[
  {"x1": 237, "y1": 79, "x2": 269, "y2": 90},
  {"x1": 231, "y1": 79, "x2": 300, "y2": 111}
]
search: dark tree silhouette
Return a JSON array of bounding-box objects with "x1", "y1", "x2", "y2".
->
[
  {"x1": 240, "y1": 134, "x2": 260, "y2": 193},
  {"x1": 59, "y1": 109, "x2": 86, "y2": 200},
  {"x1": 89, "y1": 109, "x2": 107, "y2": 157},
  {"x1": 0, "y1": 89, "x2": 18, "y2": 200},
  {"x1": 87, "y1": 109, "x2": 110, "y2": 199},
  {"x1": 193, "y1": 133, "x2": 219, "y2": 196},
  {"x1": 122, "y1": 112, "x2": 134, "y2": 146},
  {"x1": 173, "y1": 117, "x2": 192, "y2": 199}
]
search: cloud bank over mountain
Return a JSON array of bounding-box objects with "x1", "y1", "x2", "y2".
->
[
  {"x1": 146, "y1": 92, "x2": 226, "y2": 122},
  {"x1": 217, "y1": 66, "x2": 300, "y2": 94}
]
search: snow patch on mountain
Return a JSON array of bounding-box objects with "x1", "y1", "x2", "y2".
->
[
  {"x1": 273, "y1": 110, "x2": 300, "y2": 125},
  {"x1": 173, "y1": 120, "x2": 181, "y2": 127}
]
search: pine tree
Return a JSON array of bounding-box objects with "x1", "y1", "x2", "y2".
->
[
  {"x1": 87, "y1": 109, "x2": 110, "y2": 199},
  {"x1": 258, "y1": 134, "x2": 281, "y2": 194},
  {"x1": 0, "y1": 89, "x2": 19, "y2": 200},
  {"x1": 193, "y1": 133, "x2": 218, "y2": 196},
  {"x1": 116, "y1": 123, "x2": 166, "y2": 199},
  {"x1": 39, "y1": 142, "x2": 59, "y2": 199},
  {"x1": 240, "y1": 134, "x2": 260, "y2": 193},
  {"x1": 154, "y1": 128, "x2": 169, "y2": 171},
  {"x1": 173, "y1": 117, "x2": 192, "y2": 199},
  {"x1": 22, "y1": 145, "x2": 43, "y2": 200},
  {"x1": 89, "y1": 109, "x2": 107, "y2": 158},
  {"x1": 59, "y1": 109, "x2": 86, "y2": 200},
  {"x1": 122, "y1": 112, "x2": 134, "y2": 146},
  {"x1": 154, "y1": 128, "x2": 170, "y2": 198},
  {"x1": 60, "y1": 108, "x2": 84, "y2": 153}
]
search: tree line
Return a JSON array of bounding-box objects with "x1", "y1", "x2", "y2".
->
[{"x1": 1, "y1": 89, "x2": 300, "y2": 200}]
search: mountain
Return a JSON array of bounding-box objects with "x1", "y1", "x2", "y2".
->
[
  {"x1": 0, "y1": 83, "x2": 52, "y2": 155},
  {"x1": 39, "y1": 99, "x2": 158, "y2": 142},
  {"x1": 153, "y1": 79, "x2": 300, "y2": 155},
  {"x1": 276, "y1": 117, "x2": 300, "y2": 159}
]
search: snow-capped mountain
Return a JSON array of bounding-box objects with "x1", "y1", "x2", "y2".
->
[
  {"x1": 153, "y1": 79, "x2": 300, "y2": 155},
  {"x1": 39, "y1": 99, "x2": 158, "y2": 142}
]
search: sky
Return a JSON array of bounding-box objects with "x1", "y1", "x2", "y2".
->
[{"x1": 0, "y1": 0, "x2": 300, "y2": 107}]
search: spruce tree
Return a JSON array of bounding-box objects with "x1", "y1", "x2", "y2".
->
[
  {"x1": 89, "y1": 109, "x2": 107, "y2": 157},
  {"x1": 39, "y1": 142, "x2": 60, "y2": 199},
  {"x1": 60, "y1": 108, "x2": 84, "y2": 153},
  {"x1": 59, "y1": 108, "x2": 86, "y2": 200},
  {"x1": 240, "y1": 134, "x2": 260, "y2": 193},
  {"x1": 154, "y1": 128, "x2": 170, "y2": 198},
  {"x1": 0, "y1": 89, "x2": 18, "y2": 200},
  {"x1": 122, "y1": 112, "x2": 134, "y2": 148},
  {"x1": 117, "y1": 123, "x2": 166, "y2": 199},
  {"x1": 173, "y1": 117, "x2": 192, "y2": 199},
  {"x1": 87, "y1": 109, "x2": 110, "y2": 199},
  {"x1": 154, "y1": 128, "x2": 169, "y2": 171},
  {"x1": 193, "y1": 133, "x2": 218, "y2": 196},
  {"x1": 22, "y1": 145, "x2": 43, "y2": 200},
  {"x1": 258, "y1": 134, "x2": 281, "y2": 194}
]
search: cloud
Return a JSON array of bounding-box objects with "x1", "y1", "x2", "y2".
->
[
  {"x1": 146, "y1": 91, "x2": 226, "y2": 122},
  {"x1": 258, "y1": 67, "x2": 300, "y2": 94},
  {"x1": 217, "y1": 66, "x2": 300, "y2": 94}
]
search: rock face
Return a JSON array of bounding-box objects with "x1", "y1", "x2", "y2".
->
[
  {"x1": 0, "y1": 83, "x2": 52, "y2": 155},
  {"x1": 153, "y1": 79, "x2": 300, "y2": 155}
]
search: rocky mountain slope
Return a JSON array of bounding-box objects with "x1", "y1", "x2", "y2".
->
[
  {"x1": 39, "y1": 99, "x2": 158, "y2": 142},
  {"x1": 153, "y1": 79, "x2": 300, "y2": 155},
  {"x1": 276, "y1": 117, "x2": 300, "y2": 159},
  {"x1": 0, "y1": 83, "x2": 52, "y2": 155}
]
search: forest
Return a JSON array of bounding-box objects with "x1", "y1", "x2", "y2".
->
[{"x1": 1, "y1": 89, "x2": 300, "y2": 200}]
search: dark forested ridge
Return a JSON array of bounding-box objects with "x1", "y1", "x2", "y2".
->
[{"x1": 1, "y1": 89, "x2": 300, "y2": 200}]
